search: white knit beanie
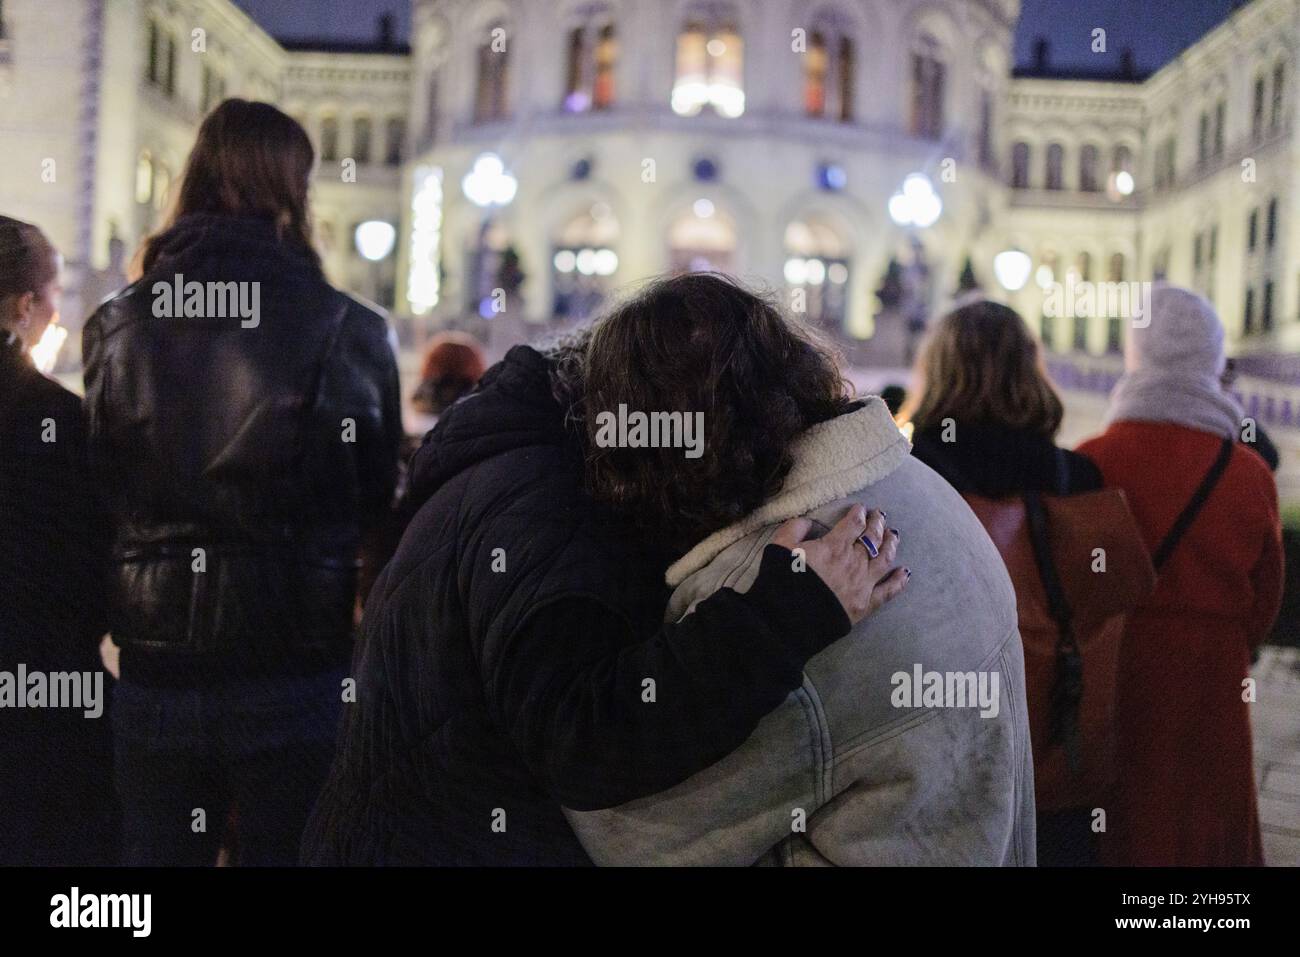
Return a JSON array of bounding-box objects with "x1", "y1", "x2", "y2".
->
[{"x1": 1125, "y1": 283, "x2": 1226, "y2": 379}]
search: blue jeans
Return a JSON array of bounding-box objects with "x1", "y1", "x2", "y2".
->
[{"x1": 113, "y1": 667, "x2": 345, "y2": 866}]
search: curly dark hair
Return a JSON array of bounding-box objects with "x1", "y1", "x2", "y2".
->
[{"x1": 552, "y1": 273, "x2": 854, "y2": 552}]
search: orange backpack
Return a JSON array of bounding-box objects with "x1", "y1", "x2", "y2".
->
[{"x1": 964, "y1": 489, "x2": 1155, "y2": 811}]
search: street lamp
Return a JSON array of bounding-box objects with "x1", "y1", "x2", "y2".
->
[
  {"x1": 993, "y1": 249, "x2": 1033, "y2": 292},
  {"x1": 888, "y1": 173, "x2": 942, "y2": 229},
  {"x1": 355, "y1": 220, "x2": 396, "y2": 262},
  {"x1": 462, "y1": 152, "x2": 517, "y2": 208},
  {"x1": 355, "y1": 220, "x2": 397, "y2": 307},
  {"x1": 462, "y1": 153, "x2": 519, "y2": 322}
]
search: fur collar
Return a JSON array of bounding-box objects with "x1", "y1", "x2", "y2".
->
[{"x1": 665, "y1": 397, "x2": 912, "y2": 586}]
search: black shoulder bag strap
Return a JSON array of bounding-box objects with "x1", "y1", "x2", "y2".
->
[
  {"x1": 1023, "y1": 490, "x2": 1084, "y2": 773},
  {"x1": 1151, "y1": 437, "x2": 1235, "y2": 572}
]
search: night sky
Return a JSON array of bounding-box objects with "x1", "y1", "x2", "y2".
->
[{"x1": 233, "y1": 0, "x2": 1244, "y2": 74}]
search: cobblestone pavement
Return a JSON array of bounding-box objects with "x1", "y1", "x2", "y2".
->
[{"x1": 1253, "y1": 645, "x2": 1300, "y2": 867}]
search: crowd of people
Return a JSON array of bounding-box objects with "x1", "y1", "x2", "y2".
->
[{"x1": 0, "y1": 99, "x2": 1284, "y2": 867}]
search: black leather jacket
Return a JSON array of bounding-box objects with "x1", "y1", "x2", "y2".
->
[{"x1": 82, "y1": 214, "x2": 403, "y2": 681}]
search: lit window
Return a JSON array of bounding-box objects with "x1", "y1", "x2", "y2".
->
[
  {"x1": 552, "y1": 203, "x2": 620, "y2": 322},
  {"x1": 784, "y1": 217, "x2": 850, "y2": 329},
  {"x1": 563, "y1": 19, "x2": 617, "y2": 113},
  {"x1": 803, "y1": 16, "x2": 854, "y2": 122},
  {"x1": 668, "y1": 203, "x2": 736, "y2": 273},
  {"x1": 672, "y1": 9, "x2": 744, "y2": 118}
]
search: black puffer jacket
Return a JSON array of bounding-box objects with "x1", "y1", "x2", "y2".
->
[
  {"x1": 82, "y1": 214, "x2": 403, "y2": 683},
  {"x1": 301, "y1": 345, "x2": 852, "y2": 865}
]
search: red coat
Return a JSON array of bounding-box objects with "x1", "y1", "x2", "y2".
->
[{"x1": 1077, "y1": 421, "x2": 1284, "y2": 866}]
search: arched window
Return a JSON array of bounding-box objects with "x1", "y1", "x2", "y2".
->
[
  {"x1": 804, "y1": 32, "x2": 828, "y2": 116},
  {"x1": 784, "y1": 216, "x2": 850, "y2": 328},
  {"x1": 668, "y1": 201, "x2": 736, "y2": 273},
  {"x1": 1111, "y1": 143, "x2": 1132, "y2": 176},
  {"x1": 474, "y1": 20, "x2": 510, "y2": 123},
  {"x1": 803, "y1": 12, "x2": 854, "y2": 122},
  {"x1": 552, "y1": 202, "x2": 620, "y2": 322},
  {"x1": 385, "y1": 117, "x2": 405, "y2": 166},
  {"x1": 977, "y1": 88, "x2": 995, "y2": 170},
  {"x1": 563, "y1": 14, "x2": 617, "y2": 113},
  {"x1": 1074, "y1": 251, "x2": 1092, "y2": 282},
  {"x1": 1045, "y1": 142, "x2": 1064, "y2": 190},
  {"x1": 320, "y1": 116, "x2": 339, "y2": 163},
  {"x1": 594, "y1": 24, "x2": 617, "y2": 108},
  {"x1": 1011, "y1": 142, "x2": 1031, "y2": 189},
  {"x1": 1106, "y1": 252, "x2": 1125, "y2": 353},
  {"x1": 422, "y1": 73, "x2": 440, "y2": 151},
  {"x1": 1272, "y1": 60, "x2": 1286, "y2": 132},
  {"x1": 146, "y1": 19, "x2": 160, "y2": 84},
  {"x1": 672, "y1": 5, "x2": 744, "y2": 118},
  {"x1": 145, "y1": 20, "x2": 177, "y2": 96},
  {"x1": 163, "y1": 29, "x2": 177, "y2": 96},
  {"x1": 1214, "y1": 99, "x2": 1226, "y2": 156},
  {"x1": 1252, "y1": 73, "x2": 1266, "y2": 141},
  {"x1": 352, "y1": 116, "x2": 372, "y2": 164},
  {"x1": 908, "y1": 32, "x2": 945, "y2": 140},
  {"x1": 1079, "y1": 144, "x2": 1100, "y2": 192}
]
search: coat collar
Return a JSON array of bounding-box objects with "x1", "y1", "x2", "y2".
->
[{"x1": 665, "y1": 397, "x2": 912, "y2": 586}]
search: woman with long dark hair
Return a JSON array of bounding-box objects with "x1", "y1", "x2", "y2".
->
[
  {"x1": 83, "y1": 100, "x2": 403, "y2": 865},
  {"x1": 0, "y1": 216, "x2": 116, "y2": 864}
]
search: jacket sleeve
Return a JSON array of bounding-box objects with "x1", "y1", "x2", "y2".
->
[
  {"x1": 354, "y1": 318, "x2": 404, "y2": 522},
  {"x1": 482, "y1": 544, "x2": 851, "y2": 811}
]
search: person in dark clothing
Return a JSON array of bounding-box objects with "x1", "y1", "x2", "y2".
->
[
  {"x1": 83, "y1": 101, "x2": 403, "y2": 865},
  {"x1": 904, "y1": 300, "x2": 1111, "y2": 866},
  {"x1": 905, "y1": 301, "x2": 1100, "y2": 498},
  {"x1": 1221, "y1": 359, "x2": 1281, "y2": 471},
  {"x1": 0, "y1": 216, "x2": 117, "y2": 865},
  {"x1": 301, "y1": 333, "x2": 906, "y2": 866}
]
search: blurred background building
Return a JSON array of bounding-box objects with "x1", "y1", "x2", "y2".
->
[{"x1": 0, "y1": 0, "x2": 1296, "y2": 389}]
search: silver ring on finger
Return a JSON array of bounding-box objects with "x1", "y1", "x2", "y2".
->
[{"x1": 857, "y1": 533, "x2": 879, "y2": 559}]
